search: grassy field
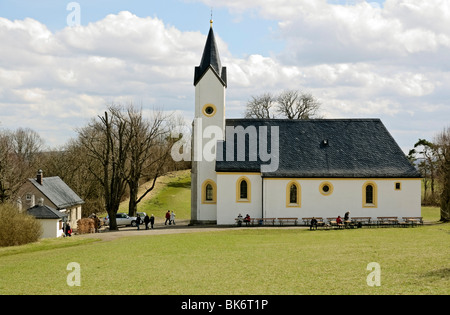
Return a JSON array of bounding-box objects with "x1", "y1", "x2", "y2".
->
[
  {"x1": 117, "y1": 170, "x2": 191, "y2": 221},
  {"x1": 0, "y1": 172, "x2": 448, "y2": 295},
  {"x1": 0, "y1": 209, "x2": 448, "y2": 295}
]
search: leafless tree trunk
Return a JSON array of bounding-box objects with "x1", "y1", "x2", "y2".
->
[
  {"x1": 125, "y1": 106, "x2": 175, "y2": 217},
  {"x1": 77, "y1": 106, "x2": 131, "y2": 230},
  {"x1": 434, "y1": 126, "x2": 450, "y2": 221}
]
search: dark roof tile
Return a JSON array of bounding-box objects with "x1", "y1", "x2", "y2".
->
[{"x1": 216, "y1": 119, "x2": 421, "y2": 178}]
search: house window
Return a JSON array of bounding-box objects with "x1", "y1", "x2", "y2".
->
[
  {"x1": 395, "y1": 182, "x2": 401, "y2": 190},
  {"x1": 286, "y1": 181, "x2": 301, "y2": 207},
  {"x1": 236, "y1": 177, "x2": 251, "y2": 202},
  {"x1": 363, "y1": 181, "x2": 378, "y2": 208},
  {"x1": 201, "y1": 180, "x2": 216, "y2": 204},
  {"x1": 319, "y1": 182, "x2": 334, "y2": 196}
]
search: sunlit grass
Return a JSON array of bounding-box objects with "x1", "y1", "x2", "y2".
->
[{"x1": 0, "y1": 221, "x2": 448, "y2": 295}]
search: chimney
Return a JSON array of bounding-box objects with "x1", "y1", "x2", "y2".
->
[{"x1": 37, "y1": 169, "x2": 43, "y2": 185}]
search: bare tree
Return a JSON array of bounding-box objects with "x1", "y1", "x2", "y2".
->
[
  {"x1": 0, "y1": 128, "x2": 44, "y2": 203},
  {"x1": 126, "y1": 106, "x2": 176, "y2": 217},
  {"x1": 412, "y1": 139, "x2": 439, "y2": 205},
  {"x1": 77, "y1": 105, "x2": 131, "y2": 230},
  {"x1": 434, "y1": 126, "x2": 450, "y2": 222},
  {"x1": 40, "y1": 140, "x2": 104, "y2": 217},
  {"x1": 244, "y1": 93, "x2": 276, "y2": 119},
  {"x1": 244, "y1": 90, "x2": 321, "y2": 120},
  {"x1": 276, "y1": 90, "x2": 321, "y2": 120},
  {"x1": 77, "y1": 104, "x2": 180, "y2": 229}
]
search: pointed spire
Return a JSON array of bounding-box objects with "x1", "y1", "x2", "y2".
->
[{"x1": 194, "y1": 21, "x2": 227, "y2": 87}]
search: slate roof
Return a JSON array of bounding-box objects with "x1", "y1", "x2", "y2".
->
[
  {"x1": 194, "y1": 26, "x2": 227, "y2": 87},
  {"x1": 28, "y1": 176, "x2": 84, "y2": 209},
  {"x1": 27, "y1": 204, "x2": 67, "y2": 220},
  {"x1": 215, "y1": 118, "x2": 421, "y2": 178}
]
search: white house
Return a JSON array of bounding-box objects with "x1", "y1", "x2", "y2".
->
[
  {"x1": 27, "y1": 201, "x2": 67, "y2": 238},
  {"x1": 18, "y1": 170, "x2": 84, "y2": 228},
  {"x1": 190, "y1": 22, "x2": 422, "y2": 225}
]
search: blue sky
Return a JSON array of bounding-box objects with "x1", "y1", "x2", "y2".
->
[
  {"x1": 0, "y1": 0, "x2": 283, "y2": 57},
  {"x1": 0, "y1": 0, "x2": 448, "y2": 152}
]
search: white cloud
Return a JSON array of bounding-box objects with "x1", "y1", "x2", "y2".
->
[
  {"x1": 196, "y1": 0, "x2": 450, "y2": 150},
  {"x1": 0, "y1": 12, "x2": 208, "y2": 146},
  {"x1": 0, "y1": 2, "x2": 449, "y2": 151}
]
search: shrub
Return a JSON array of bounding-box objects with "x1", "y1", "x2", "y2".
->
[{"x1": 0, "y1": 203, "x2": 42, "y2": 247}]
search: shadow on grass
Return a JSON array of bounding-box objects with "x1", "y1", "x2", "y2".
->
[{"x1": 167, "y1": 181, "x2": 191, "y2": 189}]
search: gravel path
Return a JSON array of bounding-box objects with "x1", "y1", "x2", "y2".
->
[{"x1": 75, "y1": 220, "x2": 235, "y2": 242}]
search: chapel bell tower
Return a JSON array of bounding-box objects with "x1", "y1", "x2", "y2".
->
[{"x1": 191, "y1": 19, "x2": 227, "y2": 224}]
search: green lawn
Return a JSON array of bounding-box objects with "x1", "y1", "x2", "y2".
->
[
  {"x1": 117, "y1": 170, "x2": 191, "y2": 221},
  {"x1": 138, "y1": 170, "x2": 191, "y2": 220},
  {"x1": 1, "y1": 172, "x2": 448, "y2": 295},
  {"x1": 0, "y1": 214, "x2": 448, "y2": 295}
]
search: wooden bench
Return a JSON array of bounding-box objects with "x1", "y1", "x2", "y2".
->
[
  {"x1": 250, "y1": 218, "x2": 276, "y2": 226},
  {"x1": 326, "y1": 218, "x2": 345, "y2": 229},
  {"x1": 277, "y1": 217, "x2": 298, "y2": 226},
  {"x1": 302, "y1": 217, "x2": 323, "y2": 226},
  {"x1": 350, "y1": 217, "x2": 372, "y2": 228},
  {"x1": 351, "y1": 217, "x2": 372, "y2": 224},
  {"x1": 235, "y1": 217, "x2": 251, "y2": 226},
  {"x1": 402, "y1": 217, "x2": 423, "y2": 227},
  {"x1": 377, "y1": 217, "x2": 398, "y2": 226}
]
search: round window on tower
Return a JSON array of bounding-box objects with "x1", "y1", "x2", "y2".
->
[{"x1": 202, "y1": 104, "x2": 216, "y2": 117}]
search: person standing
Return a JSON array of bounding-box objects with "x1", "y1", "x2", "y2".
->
[
  {"x1": 65, "y1": 222, "x2": 72, "y2": 237},
  {"x1": 165, "y1": 210, "x2": 171, "y2": 225},
  {"x1": 150, "y1": 214, "x2": 155, "y2": 229},
  {"x1": 170, "y1": 211, "x2": 176, "y2": 225},
  {"x1": 136, "y1": 214, "x2": 142, "y2": 230},
  {"x1": 93, "y1": 214, "x2": 100, "y2": 233},
  {"x1": 144, "y1": 214, "x2": 150, "y2": 230}
]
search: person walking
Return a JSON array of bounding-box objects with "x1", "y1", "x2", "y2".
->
[
  {"x1": 170, "y1": 211, "x2": 176, "y2": 225},
  {"x1": 165, "y1": 210, "x2": 171, "y2": 225},
  {"x1": 65, "y1": 222, "x2": 72, "y2": 237},
  {"x1": 144, "y1": 214, "x2": 150, "y2": 230},
  {"x1": 136, "y1": 214, "x2": 142, "y2": 230},
  {"x1": 150, "y1": 214, "x2": 155, "y2": 229}
]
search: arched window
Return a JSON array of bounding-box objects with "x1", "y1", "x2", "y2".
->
[
  {"x1": 363, "y1": 181, "x2": 377, "y2": 208},
  {"x1": 206, "y1": 184, "x2": 213, "y2": 201},
  {"x1": 236, "y1": 176, "x2": 251, "y2": 202},
  {"x1": 201, "y1": 180, "x2": 216, "y2": 204},
  {"x1": 290, "y1": 184, "x2": 297, "y2": 204},
  {"x1": 240, "y1": 180, "x2": 248, "y2": 199},
  {"x1": 286, "y1": 181, "x2": 301, "y2": 207},
  {"x1": 365, "y1": 185, "x2": 374, "y2": 204}
]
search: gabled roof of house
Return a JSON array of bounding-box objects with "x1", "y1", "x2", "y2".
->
[
  {"x1": 216, "y1": 118, "x2": 421, "y2": 178},
  {"x1": 27, "y1": 204, "x2": 67, "y2": 220},
  {"x1": 28, "y1": 176, "x2": 84, "y2": 209}
]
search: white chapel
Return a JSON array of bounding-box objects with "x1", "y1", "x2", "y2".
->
[{"x1": 190, "y1": 22, "x2": 421, "y2": 225}]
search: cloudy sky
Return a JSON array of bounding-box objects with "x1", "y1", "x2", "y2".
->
[{"x1": 0, "y1": 0, "x2": 449, "y2": 153}]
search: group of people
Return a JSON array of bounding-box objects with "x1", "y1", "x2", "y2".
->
[
  {"x1": 310, "y1": 211, "x2": 351, "y2": 230},
  {"x1": 135, "y1": 211, "x2": 176, "y2": 230},
  {"x1": 135, "y1": 213, "x2": 156, "y2": 230},
  {"x1": 236, "y1": 213, "x2": 251, "y2": 226}
]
